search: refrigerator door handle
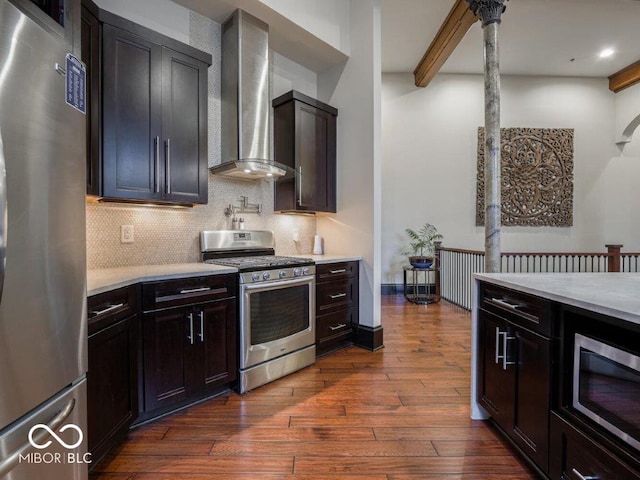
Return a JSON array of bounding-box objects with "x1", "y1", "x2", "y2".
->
[
  {"x1": 0, "y1": 398, "x2": 76, "y2": 477},
  {"x1": 0, "y1": 127, "x2": 6, "y2": 304}
]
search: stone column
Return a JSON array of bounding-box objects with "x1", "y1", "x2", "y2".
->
[{"x1": 466, "y1": 0, "x2": 508, "y2": 273}]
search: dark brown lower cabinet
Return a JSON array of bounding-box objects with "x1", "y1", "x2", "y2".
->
[
  {"x1": 550, "y1": 413, "x2": 640, "y2": 480},
  {"x1": 87, "y1": 285, "x2": 138, "y2": 469},
  {"x1": 140, "y1": 275, "x2": 237, "y2": 419},
  {"x1": 315, "y1": 261, "x2": 359, "y2": 356},
  {"x1": 478, "y1": 287, "x2": 552, "y2": 474}
]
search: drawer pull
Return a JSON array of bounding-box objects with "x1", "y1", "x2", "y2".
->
[
  {"x1": 330, "y1": 293, "x2": 347, "y2": 299},
  {"x1": 179, "y1": 287, "x2": 211, "y2": 294},
  {"x1": 490, "y1": 298, "x2": 524, "y2": 311},
  {"x1": 571, "y1": 469, "x2": 598, "y2": 480},
  {"x1": 329, "y1": 269, "x2": 347, "y2": 274},
  {"x1": 90, "y1": 303, "x2": 124, "y2": 316},
  {"x1": 489, "y1": 297, "x2": 540, "y2": 323},
  {"x1": 329, "y1": 324, "x2": 347, "y2": 331}
]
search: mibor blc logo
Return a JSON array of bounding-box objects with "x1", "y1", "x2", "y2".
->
[{"x1": 19, "y1": 423, "x2": 92, "y2": 465}]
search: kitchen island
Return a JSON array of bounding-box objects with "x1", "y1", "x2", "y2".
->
[
  {"x1": 471, "y1": 272, "x2": 640, "y2": 479},
  {"x1": 471, "y1": 272, "x2": 640, "y2": 417}
]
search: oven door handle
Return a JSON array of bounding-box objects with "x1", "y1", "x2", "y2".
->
[{"x1": 242, "y1": 275, "x2": 315, "y2": 292}]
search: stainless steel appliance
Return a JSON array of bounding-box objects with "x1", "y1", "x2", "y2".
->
[
  {"x1": 0, "y1": 0, "x2": 87, "y2": 478},
  {"x1": 573, "y1": 333, "x2": 640, "y2": 451},
  {"x1": 209, "y1": 9, "x2": 287, "y2": 180},
  {"x1": 201, "y1": 231, "x2": 315, "y2": 393}
]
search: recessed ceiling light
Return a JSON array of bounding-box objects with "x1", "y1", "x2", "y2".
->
[{"x1": 599, "y1": 48, "x2": 615, "y2": 58}]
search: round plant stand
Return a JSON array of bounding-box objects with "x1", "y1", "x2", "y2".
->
[{"x1": 403, "y1": 266, "x2": 440, "y2": 304}]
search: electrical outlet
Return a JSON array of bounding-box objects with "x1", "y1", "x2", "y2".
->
[{"x1": 121, "y1": 225, "x2": 134, "y2": 243}]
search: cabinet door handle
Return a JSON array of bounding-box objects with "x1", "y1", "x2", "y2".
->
[
  {"x1": 330, "y1": 293, "x2": 347, "y2": 299},
  {"x1": 90, "y1": 303, "x2": 124, "y2": 316},
  {"x1": 330, "y1": 269, "x2": 347, "y2": 274},
  {"x1": 165, "y1": 138, "x2": 171, "y2": 195},
  {"x1": 198, "y1": 311, "x2": 204, "y2": 342},
  {"x1": 187, "y1": 312, "x2": 194, "y2": 345},
  {"x1": 297, "y1": 166, "x2": 302, "y2": 206},
  {"x1": 329, "y1": 324, "x2": 347, "y2": 331},
  {"x1": 179, "y1": 287, "x2": 211, "y2": 294},
  {"x1": 571, "y1": 469, "x2": 598, "y2": 480},
  {"x1": 495, "y1": 327, "x2": 515, "y2": 369},
  {"x1": 502, "y1": 331, "x2": 516, "y2": 371},
  {"x1": 154, "y1": 136, "x2": 160, "y2": 193}
]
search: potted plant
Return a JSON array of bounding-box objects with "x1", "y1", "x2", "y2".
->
[{"x1": 403, "y1": 223, "x2": 443, "y2": 268}]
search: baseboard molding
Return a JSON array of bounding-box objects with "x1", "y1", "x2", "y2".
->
[
  {"x1": 352, "y1": 324, "x2": 384, "y2": 351},
  {"x1": 381, "y1": 284, "x2": 436, "y2": 296},
  {"x1": 381, "y1": 284, "x2": 402, "y2": 295}
]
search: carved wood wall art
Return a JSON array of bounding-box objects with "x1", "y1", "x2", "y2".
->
[{"x1": 476, "y1": 127, "x2": 574, "y2": 227}]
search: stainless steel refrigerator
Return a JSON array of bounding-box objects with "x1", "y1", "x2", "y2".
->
[{"x1": 0, "y1": 0, "x2": 88, "y2": 479}]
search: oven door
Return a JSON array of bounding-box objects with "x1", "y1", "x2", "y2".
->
[{"x1": 239, "y1": 275, "x2": 315, "y2": 370}]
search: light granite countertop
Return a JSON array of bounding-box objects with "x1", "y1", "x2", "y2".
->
[
  {"x1": 87, "y1": 256, "x2": 361, "y2": 297},
  {"x1": 87, "y1": 263, "x2": 237, "y2": 297},
  {"x1": 306, "y1": 254, "x2": 362, "y2": 264},
  {"x1": 474, "y1": 272, "x2": 640, "y2": 325}
]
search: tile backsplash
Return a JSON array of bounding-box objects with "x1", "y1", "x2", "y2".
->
[
  {"x1": 86, "y1": 177, "x2": 317, "y2": 269},
  {"x1": 85, "y1": 11, "x2": 316, "y2": 269}
]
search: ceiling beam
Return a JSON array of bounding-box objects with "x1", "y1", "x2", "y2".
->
[
  {"x1": 609, "y1": 60, "x2": 640, "y2": 93},
  {"x1": 413, "y1": 0, "x2": 478, "y2": 88}
]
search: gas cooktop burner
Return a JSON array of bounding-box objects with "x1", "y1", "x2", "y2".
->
[{"x1": 205, "y1": 255, "x2": 314, "y2": 271}]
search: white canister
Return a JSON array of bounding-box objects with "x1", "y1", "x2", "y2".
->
[{"x1": 313, "y1": 235, "x2": 323, "y2": 255}]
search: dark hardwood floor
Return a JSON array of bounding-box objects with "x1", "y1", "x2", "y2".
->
[{"x1": 91, "y1": 297, "x2": 538, "y2": 479}]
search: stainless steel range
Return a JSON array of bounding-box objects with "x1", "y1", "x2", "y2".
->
[{"x1": 200, "y1": 230, "x2": 316, "y2": 393}]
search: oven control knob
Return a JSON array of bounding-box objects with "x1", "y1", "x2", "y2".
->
[
  {"x1": 302, "y1": 267, "x2": 310, "y2": 275},
  {"x1": 263, "y1": 272, "x2": 271, "y2": 280},
  {"x1": 279, "y1": 270, "x2": 287, "y2": 279},
  {"x1": 251, "y1": 273, "x2": 260, "y2": 282},
  {"x1": 293, "y1": 268, "x2": 301, "y2": 277}
]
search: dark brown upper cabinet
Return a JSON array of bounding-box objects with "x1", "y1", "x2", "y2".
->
[
  {"x1": 82, "y1": 2, "x2": 210, "y2": 205},
  {"x1": 273, "y1": 91, "x2": 337, "y2": 213}
]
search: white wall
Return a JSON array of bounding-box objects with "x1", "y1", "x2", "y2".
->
[
  {"x1": 272, "y1": 53, "x2": 317, "y2": 99},
  {"x1": 259, "y1": 0, "x2": 350, "y2": 55},
  {"x1": 615, "y1": 82, "x2": 640, "y2": 144},
  {"x1": 317, "y1": 0, "x2": 381, "y2": 329},
  {"x1": 381, "y1": 73, "x2": 636, "y2": 284},
  {"x1": 94, "y1": 0, "x2": 191, "y2": 43}
]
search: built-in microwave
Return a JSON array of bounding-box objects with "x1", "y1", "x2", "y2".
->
[{"x1": 572, "y1": 332, "x2": 640, "y2": 452}]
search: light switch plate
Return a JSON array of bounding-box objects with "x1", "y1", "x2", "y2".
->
[{"x1": 121, "y1": 225, "x2": 134, "y2": 243}]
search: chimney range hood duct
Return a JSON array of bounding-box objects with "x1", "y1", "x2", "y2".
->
[{"x1": 211, "y1": 10, "x2": 286, "y2": 180}]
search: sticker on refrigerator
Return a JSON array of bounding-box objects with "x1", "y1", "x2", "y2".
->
[{"x1": 64, "y1": 53, "x2": 86, "y2": 114}]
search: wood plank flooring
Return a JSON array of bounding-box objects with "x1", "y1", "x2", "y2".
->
[{"x1": 91, "y1": 298, "x2": 538, "y2": 479}]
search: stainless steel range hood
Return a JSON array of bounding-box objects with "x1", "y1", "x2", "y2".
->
[{"x1": 211, "y1": 10, "x2": 286, "y2": 180}]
